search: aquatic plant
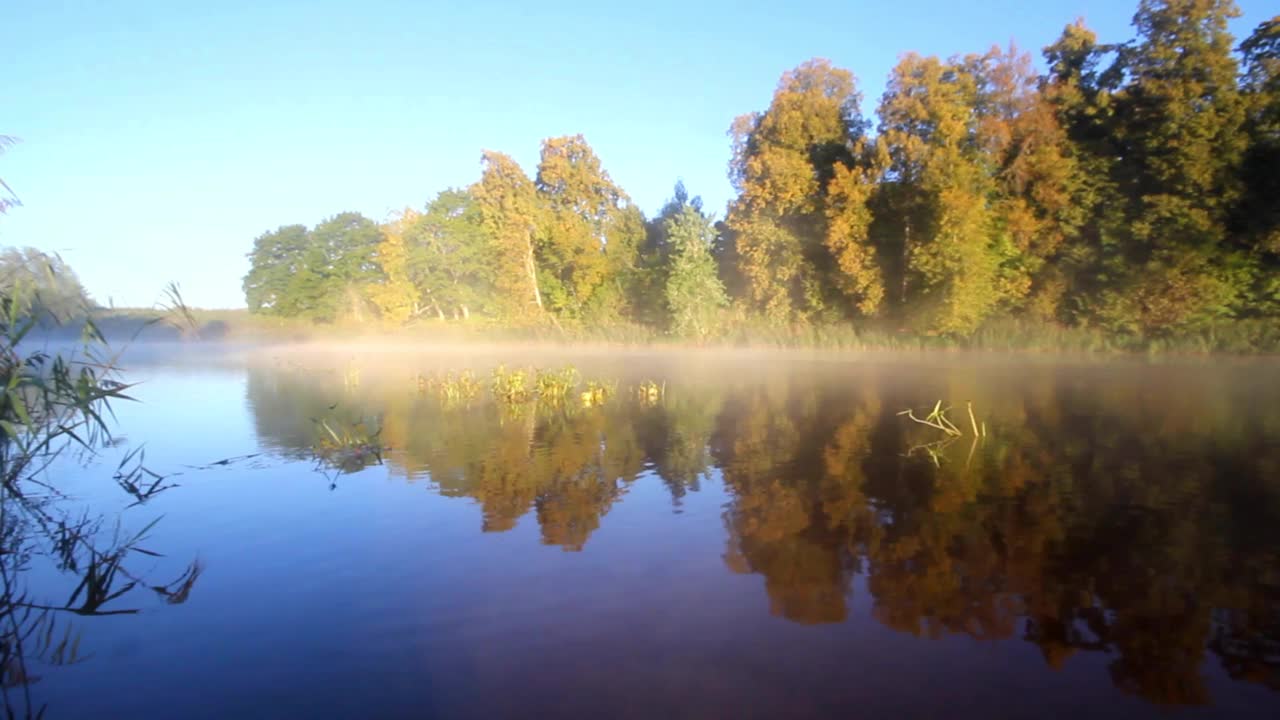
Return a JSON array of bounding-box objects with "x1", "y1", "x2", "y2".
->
[
  {"x1": 420, "y1": 369, "x2": 482, "y2": 406},
  {"x1": 419, "y1": 365, "x2": 619, "y2": 411},
  {"x1": 312, "y1": 415, "x2": 383, "y2": 474},
  {"x1": 634, "y1": 380, "x2": 664, "y2": 406},
  {"x1": 490, "y1": 365, "x2": 533, "y2": 404},
  {"x1": 579, "y1": 380, "x2": 613, "y2": 408},
  {"x1": 0, "y1": 290, "x2": 201, "y2": 718},
  {"x1": 535, "y1": 365, "x2": 580, "y2": 404}
]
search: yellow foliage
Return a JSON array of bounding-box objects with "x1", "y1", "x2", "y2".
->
[
  {"x1": 727, "y1": 58, "x2": 871, "y2": 321},
  {"x1": 824, "y1": 164, "x2": 883, "y2": 315},
  {"x1": 369, "y1": 208, "x2": 420, "y2": 324}
]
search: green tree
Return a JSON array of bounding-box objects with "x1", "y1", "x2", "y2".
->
[
  {"x1": 663, "y1": 205, "x2": 728, "y2": 339},
  {"x1": 1238, "y1": 16, "x2": 1280, "y2": 311},
  {"x1": 1040, "y1": 20, "x2": 1129, "y2": 324},
  {"x1": 243, "y1": 224, "x2": 310, "y2": 316},
  {"x1": 405, "y1": 188, "x2": 498, "y2": 319},
  {"x1": 310, "y1": 211, "x2": 384, "y2": 321},
  {"x1": 0, "y1": 247, "x2": 93, "y2": 321},
  {"x1": 243, "y1": 212, "x2": 383, "y2": 321},
  {"x1": 635, "y1": 180, "x2": 704, "y2": 325},
  {"x1": 1099, "y1": 0, "x2": 1249, "y2": 333},
  {"x1": 285, "y1": 243, "x2": 339, "y2": 321}
]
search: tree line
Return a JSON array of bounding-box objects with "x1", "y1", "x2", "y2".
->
[{"x1": 244, "y1": 1, "x2": 1280, "y2": 341}]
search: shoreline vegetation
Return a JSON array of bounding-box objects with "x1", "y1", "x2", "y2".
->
[
  {"x1": 57, "y1": 306, "x2": 1280, "y2": 356},
  {"x1": 227, "y1": 1, "x2": 1280, "y2": 356},
  {"x1": 5, "y1": 1, "x2": 1280, "y2": 358}
]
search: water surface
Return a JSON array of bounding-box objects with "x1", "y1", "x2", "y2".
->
[{"x1": 19, "y1": 348, "x2": 1280, "y2": 718}]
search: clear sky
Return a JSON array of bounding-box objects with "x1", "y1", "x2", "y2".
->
[{"x1": 2, "y1": 0, "x2": 1274, "y2": 309}]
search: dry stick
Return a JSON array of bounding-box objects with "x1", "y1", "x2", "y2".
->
[
  {"x1": 897, "y1": 408, "x2": 961, "y2": 437},
  {"x1": 941, "y1": 412, "x2": 962, "y2": 436},
  {"x1": 931, "y1": 404, "x2": 963, "y2": 436}
]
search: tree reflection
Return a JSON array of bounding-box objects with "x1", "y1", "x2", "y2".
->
[{"x1": 244, "y1": 360, "x2": 1280, "y2": 705}]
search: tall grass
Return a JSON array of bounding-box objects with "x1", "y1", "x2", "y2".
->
[
  {"x1": 83, "y1": 304, "x2": 1280, "y2": 355},
  {"x1": 0, "y1": 290, "x2": 200, "y2": 718}
]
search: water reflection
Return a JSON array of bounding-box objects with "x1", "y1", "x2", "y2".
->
[{"x1": 244, "y1": 358, "x2": 1280, "y2": 707}]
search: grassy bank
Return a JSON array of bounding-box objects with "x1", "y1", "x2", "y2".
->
[{"x1": 59, "y1": 307, "x2": 1280, "y2": 356}]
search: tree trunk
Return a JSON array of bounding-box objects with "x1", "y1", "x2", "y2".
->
[
  {"x1": 900, "y1": 218, "x2": 911, "y2": 306},
  {"x1": 526, "y1": 244, "x2": 543, "y2": 310}
]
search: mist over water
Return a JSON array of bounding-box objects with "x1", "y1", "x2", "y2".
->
[{"x1": 21, "y1": 346, "x2": 1280, "y2": 718}]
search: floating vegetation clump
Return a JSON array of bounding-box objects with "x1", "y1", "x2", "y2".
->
[
  {"x1": 312, "y1": 416, "x2": 384, "y2": 474},
  {"x1": 490, "y1": 365, "x2": 533, "y2": 404},
  {"x1": 417, "y1": 365, "x2": 625, "y2": 411},
  {"x1": 633, "y1": 380, "x2": 664, "y2": 406},
  {"x1": 418, "y1": 369, "x2": 482, "y2": 406},
  {"x1": 580, "y1": 380, "x2": 614, "y2": 408},
  {"x1": 535, "y1": 366, "x2": 580, "y2": 404}
]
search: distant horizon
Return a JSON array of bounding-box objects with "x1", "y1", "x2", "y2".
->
[{"x1": 3, "y1": 0, "x2": 1275, "y2": 309}]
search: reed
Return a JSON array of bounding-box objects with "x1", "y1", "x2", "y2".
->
[
  {"x1": 534, "y1": 366, "x2": 580, "y2": 404},
  {"x1": 489, "y1": 365, "x2": 533, "y2": 404},
  {"x1": 0, "y1": 288, "x2": 202, "y2": 718},
  {"x1": 419, "y1": 370, "x2": 482, "y2": 405},
  {"x1": 311, "y1": 416, "x2": 384, "y2": 473},
  {"x1": 579, "y1": 380, "x2": 614, "y2": 408},
  {"x1": 634, "y1": 380, "x2": 664, "y2": 406}
]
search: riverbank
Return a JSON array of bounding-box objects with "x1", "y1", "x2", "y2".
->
[{"x1": 47, "y1": 307, "x2": 1280, "y2": 357}]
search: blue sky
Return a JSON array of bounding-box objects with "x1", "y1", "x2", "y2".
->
[{"x1": 2, "y1": 0, "x2": 1274, "y2": 309}]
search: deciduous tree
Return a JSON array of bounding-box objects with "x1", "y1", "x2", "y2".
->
[
  {"x1": 727, "y1": 59, "x2": 875, "y2": 322},
  {"x1": 663, "y1": 205, "x2": 728, "y2": 340},
  {"x1": 472, "y1": 151, "x2": 544, "y2": 320}
]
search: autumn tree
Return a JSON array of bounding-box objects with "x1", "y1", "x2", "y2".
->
[
  {"x1": 241, "y1": 0, "x2": 1280, "y2": 346},
  {"x1": 472, "y1": 151, "x2": 544, "y2": 320},
  {"x1": 534, "y1": 135, "x2": 646, "y2": 320},
  {"x1": 368, "y1": 209, "x2": 422, "y2": 324},
  {"x1": 824, "y1": 161, "x2": 883, "y2": 316},
  {"x1": 966, "y1": 45, "x2": 1090, "y2": 321},
  {"x1": 726, "y1": 59, "x2": 880, "y2": 322},
  {"x1": 877, "y1": 53, "x2": 1014, "y2": 334}
]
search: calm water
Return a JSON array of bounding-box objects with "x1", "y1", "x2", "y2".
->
[{"x1": 15, "y1": 348, "x2": 1280, "y2": 718}]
